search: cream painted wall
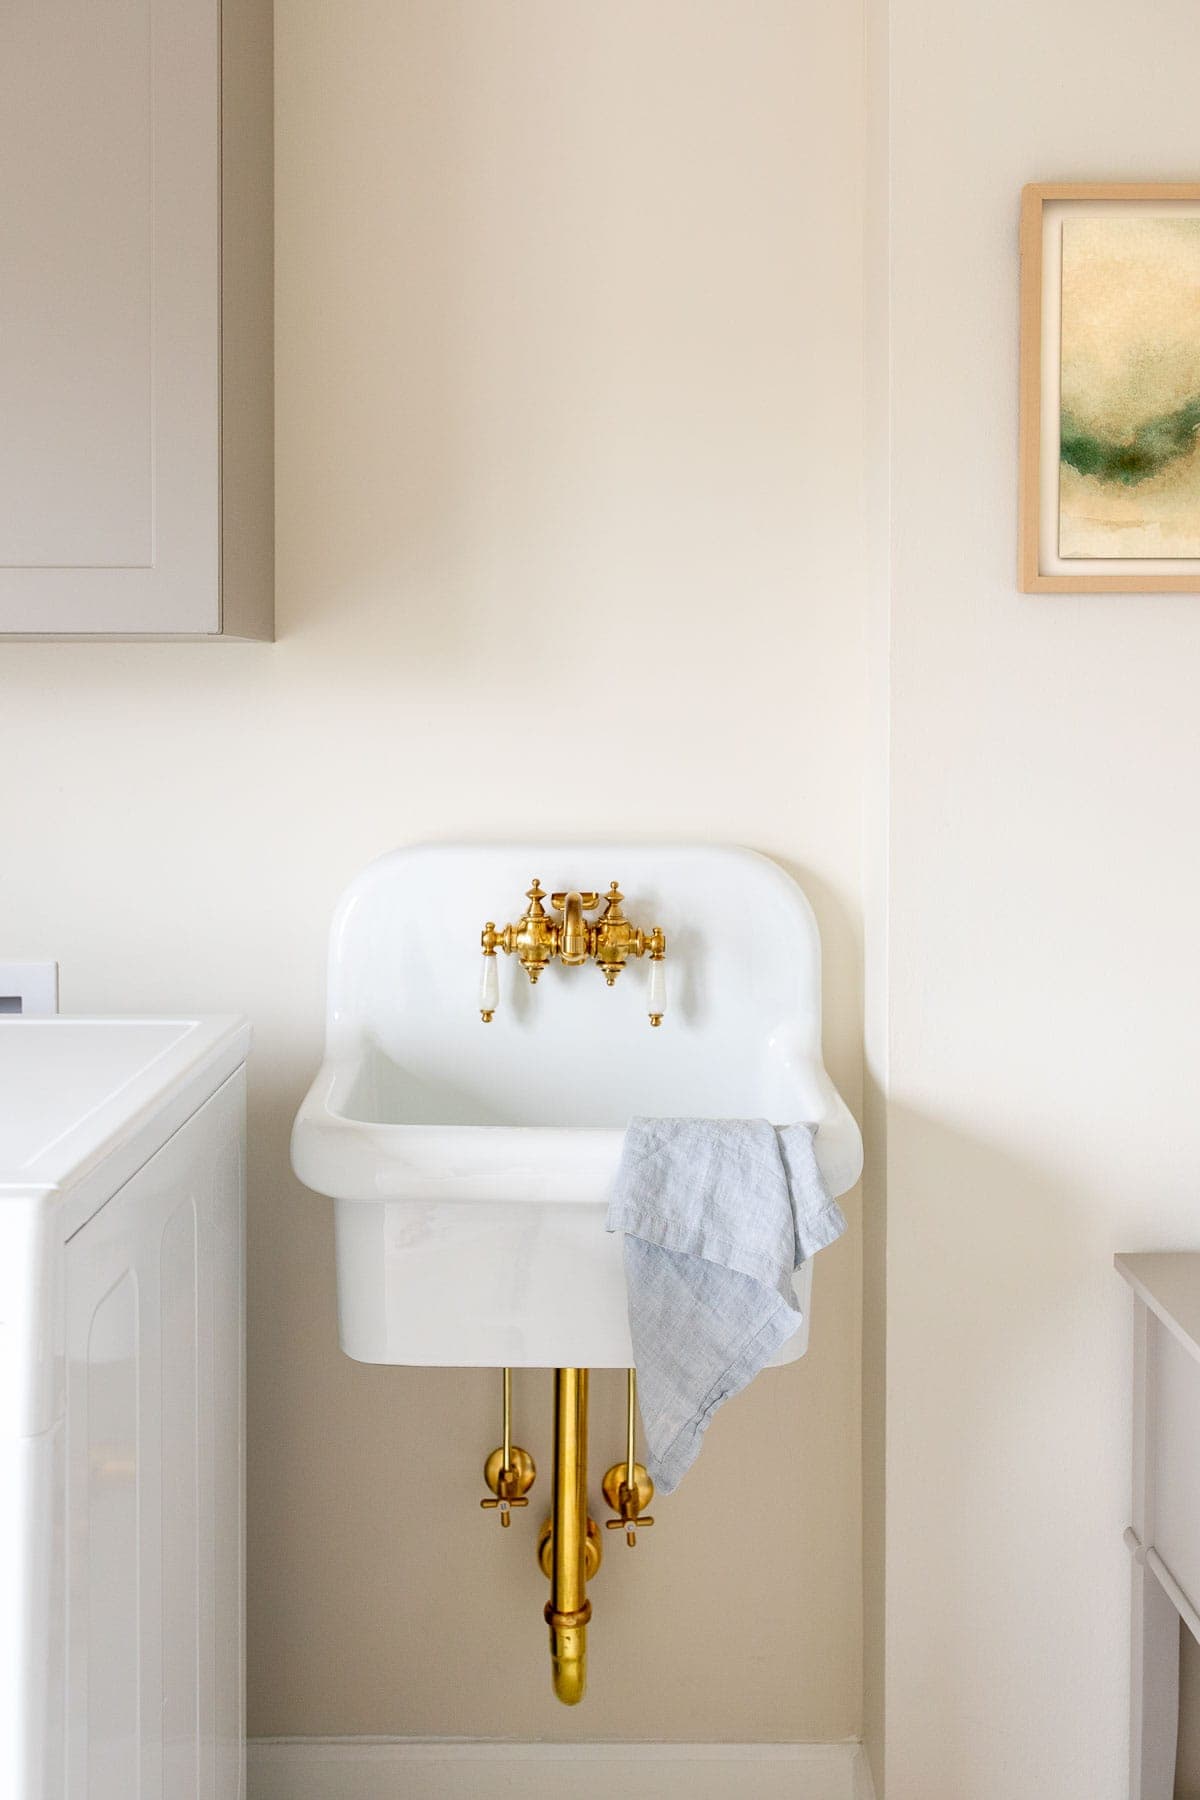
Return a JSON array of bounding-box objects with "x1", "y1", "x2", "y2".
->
[
  {"x1": 880, "y1": 0, "x2": 1200, "y2": 1793},
  {"x1": 1, "y1": 1, "x2": 867, "y2": 1745}
]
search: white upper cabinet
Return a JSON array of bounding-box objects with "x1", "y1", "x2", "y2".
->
[{"x1": 0, "y1": 0, "x2": 273, "y2": 638}]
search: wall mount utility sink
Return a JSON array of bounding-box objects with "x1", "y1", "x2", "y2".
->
[{"x1": 291, "y1": 843, "x2": 862, "y2": 1367}]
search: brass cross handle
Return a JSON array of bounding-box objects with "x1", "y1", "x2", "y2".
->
[{"x1": 602, "y1": 1465, "x2": 655, "y2": 1545}]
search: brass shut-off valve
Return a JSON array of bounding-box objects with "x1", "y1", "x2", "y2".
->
[
  {"x1": 479, "y1": 879, "x2": 666, "y2": 1025},
  {"x1": 480, "y1": 1368, "x2": 536, "y2": 1527},
  {"x1": 602, "y1": 1369, "x2": 655, "y2": 1547}
]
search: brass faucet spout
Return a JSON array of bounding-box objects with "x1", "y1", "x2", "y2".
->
[{"x1": 558, "y1": 891, "x2": 590, "y2": 966}]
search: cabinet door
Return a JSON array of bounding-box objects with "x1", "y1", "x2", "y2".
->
[
  {"x1": 64, "y1": 1072, "x2": 244, "y2": 1799},
  {"x1": 0, "y1": 0, "x2": 221, "y2": 635}
]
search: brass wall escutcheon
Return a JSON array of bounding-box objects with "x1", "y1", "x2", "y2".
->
[{"x1": 537, "y1": 1514, "x2": 602, "y2": 1581}]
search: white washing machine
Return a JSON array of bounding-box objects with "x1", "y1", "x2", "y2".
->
[{"x1": 0, "y1": 1016, "x2": 249, "y2": 1799}]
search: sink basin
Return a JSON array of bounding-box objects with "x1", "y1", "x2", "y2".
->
[{"x1": 291, "y1": 843, "x2": 862, "y2": 1367}]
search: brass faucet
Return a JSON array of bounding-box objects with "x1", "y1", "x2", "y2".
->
[{"x1": 479, "y1": 879, "x2": 666, "y2": 1024}]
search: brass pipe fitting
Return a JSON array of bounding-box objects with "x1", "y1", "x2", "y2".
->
[{"x1": 544, "y1": 1368, "x2": 592, "y2": 1705}]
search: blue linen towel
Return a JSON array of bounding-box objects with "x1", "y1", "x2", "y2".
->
[{"x1": 606, "y1": 1117, "x2": 847, "y2": 1493}]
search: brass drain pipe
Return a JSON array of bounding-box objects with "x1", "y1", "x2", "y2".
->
[{"x1": 545, "y1": 1368, "x2": 590, "y2": 1705}]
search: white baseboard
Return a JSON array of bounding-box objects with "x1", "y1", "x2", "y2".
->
[{"x1": 248, "y1": 1738, "x2": 875, "y2": 1800}]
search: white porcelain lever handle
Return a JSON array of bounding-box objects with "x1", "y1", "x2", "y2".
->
[
  {"x1": 480, "y1": 953, "x2": 499, "y2": 1022},
  {"x1": 648, "y1": 956, "x2": 665, "y2": 1027}
]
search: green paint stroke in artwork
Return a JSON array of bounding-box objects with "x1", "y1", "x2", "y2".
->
[{"x1": 1061, "y1": 398, "x2": 1200, "y2": 486}]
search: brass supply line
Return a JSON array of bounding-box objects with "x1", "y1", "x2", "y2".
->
[{"x1": 545, "y1": 1368, "x2": 591, "y2": 1705}]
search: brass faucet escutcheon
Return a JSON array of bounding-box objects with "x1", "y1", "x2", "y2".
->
[
  {"x1": 537, "y1": 1514, "x2": 603, "y2": 1580},
  {"x1": 479, "y1": 879, "x2": 666, "y2": 1024},
  {"x1": 480, "y1": 1368, "x2": 536, "y2": 1527}
]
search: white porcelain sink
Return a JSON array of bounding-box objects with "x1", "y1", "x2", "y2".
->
[{"x1": 291, "y1": 843, "x2": 862, "y2": 1367}]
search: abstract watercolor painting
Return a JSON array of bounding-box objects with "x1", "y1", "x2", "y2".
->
[{"x1": 1059, "y1": 216, "x2": 1200, "y2": 558}]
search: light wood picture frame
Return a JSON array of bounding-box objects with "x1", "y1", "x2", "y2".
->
[{"x1": 1019, "y1": 182, "x2": 1200, "y2": 593}]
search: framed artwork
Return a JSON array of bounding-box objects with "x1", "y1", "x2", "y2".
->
[{"x1": 1019, "y1": 182, "x2": 1200, "y2": 592}]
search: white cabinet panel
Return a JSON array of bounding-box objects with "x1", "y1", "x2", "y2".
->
[
  {"x1": 64, "y1": 1073, "x2": 244, "y2": 1798},
  {"x1": 0, "y1": 0, "x2": 272, "y2": 638}
]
